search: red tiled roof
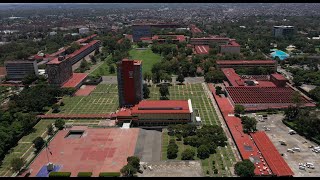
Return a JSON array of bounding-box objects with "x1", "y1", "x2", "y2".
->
[
  {"x1": 131, "y1": 100, "x2": 190, "y2": 114},
  {"x1": 251, "y1": 131, "x2": 294, "y2": 176},
  {"x1": 68, "y1": 40, "x2": 100, "y2": 59},
  {"x1": 190, "y1": 24, "x2": 202, "y2": 33},
  {"x1": 217, "y1": 60, "x2": 276, "y2": 65},
  {"x1": 221, "y1": 40, "x2": 240, "y2": 47},
  {"x1": 195, "y1": 45, "x2": 209, "y2": 54},
  {"x1": 152, "y1": 35, "x2": 186, "y2": 42},
  {"x1": 122, "y1": 59, "x2": 142, "y2": 65},
  {"x1": 62, "y1": 73, "x2": 87, "y2": 88},
  {"x1": 209, "y1": 84, "x2": 272, "y2": 176},
  {"x1": 76, "y1": 34, "x2": 97, "y2": 44},
  {"x1": 271, "y1": 73, "x2": 287, "y2": 81},
  {"x1": 49, "y1": 47, "x2": 68, "y2": 57},
  {"x1": 140, "y1": 37, "x2": 152, "y2": 41},
  {"x1": 226, "y1": 86, "x2": 311, "y2": 104},
  {"x1": 221, "y1": 68, "x2": 242, "y2": 87}
]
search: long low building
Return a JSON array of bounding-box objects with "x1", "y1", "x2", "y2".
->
[
  {"x1": 68, "y1": 40, "x2": 101, "y2": 65},
  {"x1": 190, "y1": 37, "x2": 231, "y2": 45},
  {"x1": 4, "y1": 60, "x2": 39, "y2": 80},
  {"x1": 216, "y1": 60, "x2": 277, "y2": 71},
  {"x1": 116, "y1": 99, "x2": 194, "y2": 126}
]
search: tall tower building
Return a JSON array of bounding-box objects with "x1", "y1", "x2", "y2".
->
[{"x1": 117, "y1": 59, "x2": 143, "y2": 107}]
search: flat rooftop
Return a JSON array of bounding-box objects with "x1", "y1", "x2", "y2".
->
[
  {"x1": 62, "y1": 73, "x2": 87, "y2": 88},
  {"x1": 131, "y1": 100, "x2": 191, "y2": 114},
  {"x1": 28, "y1": 126, "x2": 140, "y2": 177}
]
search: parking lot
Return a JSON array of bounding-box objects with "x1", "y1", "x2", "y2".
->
[{"x1": 250, "y1": 113, "x2": 320, "y2": 177}]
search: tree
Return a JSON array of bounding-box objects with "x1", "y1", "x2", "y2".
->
[
  {"x1": 197, "y1": 145, "x2": 210, "y2": 159},
  {"x1": 52, "y1": 104, "x2": 60, "y2": 113},
  {"x1": 291, "y1": 91, "x2": 302, "y2": 107},
  {"x1": 142, "y1": 84, "x2": 150, "y2": 99},
  {"x1": 10, "y1": 157, "x2": 26, "y2": 172},
  {"x1": 176, "y1": 74, "x2": 185, "y2": 84},
  {"x1": 90, "y1": 55, "x2": 97, "y2": 64},
  {"x1": 234, "y1": 104, "x2": 245, "y2": 115},
  {"x1": 159, "y1": 84, "x2": 170, "y2": 98},
  {"x1": 47, "y1": 124, "x2": 54, "y2": 136},
  {"x1": 143, "y1": 72, "x2": 152, "y2": 82},
  {"x1": 120, "y1": 164, "x2": 137, "y2": 177},
  {"x1": 54, "y1": 119, "x2": 65, "y2": 130},
  {"x1": 204, "y1": 70, "x2": 226, "y2": 83},
  {"x1": 241, "y1": 116, "x2": 257, "y2": 133},
  {"x1": 22, "y1": 73, "x2": 38, "y2": 86},
  {"x1": 109, "y1": 64, "x2": 115, "y2": 74},
  {"x1": 215, "y1": 86, "x2": 222, "y2": 95},
  {"x1": 32, "y1": 136, "x2": 45, "y2": 152},
  {"x1": 181, "y1": 148, "x2": 195, "y2": 160},
  {"x1": 127, "y1": 156, "x2": 140, "y2": 170},
  {"x1": 234, "y1": 160, "x2": 255, "y2": 177},
  {"x1": 284, "y1": 105, "x2": 300, "y2": 121}
]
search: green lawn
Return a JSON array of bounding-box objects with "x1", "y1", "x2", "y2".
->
[
  {"x1": 53, "y1": 84, "x2": 119, "y2": 115},
  {"x1": 129, "y1": 48, "x2": 162, "y2": 74},
  {"x1": 150, "y1": 84, "x2": 236, "y2": 177},
  {"x1": 0, "y1": 119, "x2": 55, "y2": 177},
  {"x1": 89, "y1": 62, "x2": 116, "y2": 77}
]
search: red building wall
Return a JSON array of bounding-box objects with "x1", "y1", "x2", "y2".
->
[{"x1": 122, "y1": 60, "x2": 136, "y2": 105}]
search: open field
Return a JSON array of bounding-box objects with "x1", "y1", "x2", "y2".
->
[
  {"x1": 55, "y1": 84, "x2": 119, "y2": 115},
  {"x1": 129, "y1": 48, "x2": 162, "y2": 74},
  {"x1": 0, "y1": 120, "x2": 55, "y2": 177},
  {"x1": 149, "y1": 83, "x2": 236, "y2": 177},
  {"x1": 89, "y1": 62, "x2": 116, "y2": 77}
]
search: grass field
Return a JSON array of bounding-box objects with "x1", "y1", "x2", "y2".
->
[
  {"x1": 129, "y1": 48, "x2": 162, "y2": 74},
  {"x1": 54, "y1": 84, "x2": 119, "y2": 115},
  {"x1": 149, "y1": 83, "x2": 236, "y2": 177},
  {"x1": 89, "y1": 62, "x2": 116, "y2": 77},
  {"x1": 0, "y1": 120, "x2": 55, "y2": 177}
]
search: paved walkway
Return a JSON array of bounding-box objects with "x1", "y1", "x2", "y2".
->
[{"x1": 202, "y1": 83, "x2": 242, "y2": 164}]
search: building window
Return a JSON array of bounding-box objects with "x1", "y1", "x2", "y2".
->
[{"x1": 129, "y1": 71, "x2": 133, "y2": 78}]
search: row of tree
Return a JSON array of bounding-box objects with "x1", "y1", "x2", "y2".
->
[
  {"x1": 167, "y1": 139, "x2": 179, "y2": 159},
  {"x1": 167, "y1": 124, "x2": 227, "y2": 160}
]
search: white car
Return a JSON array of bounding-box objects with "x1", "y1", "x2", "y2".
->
[{"x1": 292, "y1": 147, "x2": 301, "y2": 152}]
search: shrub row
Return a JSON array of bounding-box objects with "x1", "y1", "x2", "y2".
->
[
  {"x1": 77, "y1": 172, "x2": 92, "y2": 177},
  {"x1": 49, "y1": 172, "x2": 71, "y2": 177},
  {"x1": 99, "y1": 172, "x2": 121, "y2": 177},
  {"x1": 49, "y1": 171, "x2": 120, "y2": 177}
]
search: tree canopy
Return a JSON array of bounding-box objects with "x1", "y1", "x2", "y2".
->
[{"x1": 234, "y1": 160, "x2": 255, "y2": 177}]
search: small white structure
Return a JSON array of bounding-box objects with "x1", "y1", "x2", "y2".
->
[
  {"x1": 122, "y1": 123, "x2": 131, "y2": 129},
  {"x1": 195, "y1": 116, "x2": 201, "y2": 124},
  {"x1": 49, "y1": 31, "x2": 57, "y2": 36},
  {"x1": 79, "y1": 27, "x2": 89, "y2": 35}
]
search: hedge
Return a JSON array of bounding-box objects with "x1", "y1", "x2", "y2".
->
[
  {"x1": 77, "y1": 172, "x2": 92, "y2": 177},
  {"x1": 99, "y1": 172, "x2": 121, "y2": 177},
  {"x1": 49, "y1": 172, "x2": 71, "y2": 177}
]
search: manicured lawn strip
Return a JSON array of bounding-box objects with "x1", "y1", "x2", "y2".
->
[{"x1": 129, "y1": 48, "x2": 162, "y2": 74}]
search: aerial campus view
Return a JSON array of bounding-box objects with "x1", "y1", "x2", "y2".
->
[{"x1": 0, "y1": 3, "x2": 320, "y2": 177}]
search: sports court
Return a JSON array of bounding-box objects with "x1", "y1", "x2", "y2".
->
[
  {"x1": 28, "y1": 126, "x2": 140, "y2": 177},
  {"x1": 74, "y1": 85, "x2": 97, "y2": 96}
]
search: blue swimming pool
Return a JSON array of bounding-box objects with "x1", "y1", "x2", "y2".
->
[{"x1": 270, "y1": 49, "x2": 289, "y2": 61}]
